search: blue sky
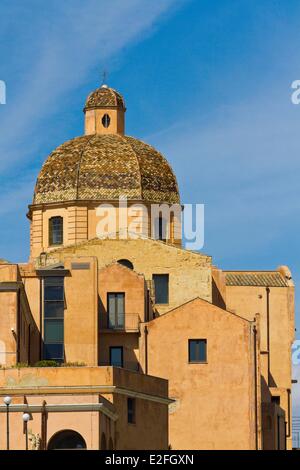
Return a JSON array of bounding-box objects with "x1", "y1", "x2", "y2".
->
[{"x1": 0, "y1": 0, "x2": 300, "y2": 410}]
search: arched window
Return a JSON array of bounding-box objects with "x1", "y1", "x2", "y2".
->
[
  {"x1": 48, "y1": 430, "x2": 87, "y2": 450},
  {"x1": 49, "y1": 217, "x2": 63, "y2": 246},
  {"x1": 117, "y1": 259, "x2": 134, "y2": 270},
  {"x1": 154, "y1": 215, "x2": 167, "y2": 242},
  {"x1": 102, "y1": 114, "x2": 111, "y2": 128}
]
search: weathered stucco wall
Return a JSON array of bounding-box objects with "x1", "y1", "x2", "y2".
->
[
  {"x1": 141, "y1": 297, "x2": 259, "y2": 450},
  {"x1": 225, "y1": 283, "x2": 294, "y2": 449},
  {"x1": 0, "y1": 366, "x2": 169, "y2": 450},
  {"x1": 41, "y1": 238, "x2": 212, "y2": 313}
]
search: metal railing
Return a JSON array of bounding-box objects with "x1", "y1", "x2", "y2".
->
[
  {"x1": 99, "y1": 361, "x2": 140, "y2": 372},
  {"x1": 99, "y1": 313, "x2": 141, "y2": 332}
]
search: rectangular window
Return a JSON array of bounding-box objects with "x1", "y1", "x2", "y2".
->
[
  {"x1": 49, "y1": 217, "x2": 63, "y2": 246},
  {"x1": 110, "y1": 346, "x2": 123, "y2": 368},
  {"x1": 127, "y1": 398, "x2": 136, "y2": 424},
  {"x1": 108, "y1": 293, "x2": 125, "y2": 329},
  {"x1": 189, "y1": 339, "x2": 207, "y2": 363},
  {"x1": 43, "y1": 277, "x2": 64, "y2": 362},
  {"x1": 153, "y1": 274, "x2": 169, "y2": 304}
]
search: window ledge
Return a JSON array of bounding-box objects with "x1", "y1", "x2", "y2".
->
[{"x1": 188, "y1": 362, "x2": 208, "y2": 365}]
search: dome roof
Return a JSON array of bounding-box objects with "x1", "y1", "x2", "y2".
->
[
  {"x1": 33, "y1": 134, "x2": 180, "y2": 205},
  {"x1": 85, "y1": 86, "x2": 125, "y2": 110}
]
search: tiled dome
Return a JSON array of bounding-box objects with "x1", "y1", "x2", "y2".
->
[
  {"x1": 84, "y1": 85, "x2": 125, "y2": 110},
  {"x1": 33, "y1": 134, "x2": 180, "y2": 205}
]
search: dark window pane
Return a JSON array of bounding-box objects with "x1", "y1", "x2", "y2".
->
[
  {"x1": 117, "y1": 259, "x2": 134, "y2": 270},
  {"x1": 189, "y1": 340, "x2": 196, "y2": 361},
  {"x1": 43, "y1": 277, "x2": 65, "y2": 361},
  {"x1": 45, "y1": 286, "x2": 64, "y2": 301},
  {"x1": 44, "y1": 301, "x2": 64, "y2": 318},
  {"x1": 110, "y1": 347, "x2": 123, "y2": 367},
  {"x1": 189, "y1": 339, "x2": 207, "y2": 363},
  {"x1": 44, "y1": 277, "x2": 64, "y2": 287},
  {"x1": 159, "y1": 216, "x2": 166, "y2": 241},
  {"x1": 102, "y1": 114, "x2": 111, "y2": 128},
  {"x1": 44, "y1": 319, "x2": 64, "y2": 343},
  {"x1": 127, "y1": 398, "x2": 136, "y2": 424},
  {"x1": 153, "y1": 274, "x2": 169, "y2": 304},
  {"x1": 154, "y1": 216, "x2": 167, "y2": 241},
  {"x1": 49, "y1": 217, "x2": 63, "y2": 246},
  {"x1": 43, "y1": 343, "x2": 64, "y2": 360}
]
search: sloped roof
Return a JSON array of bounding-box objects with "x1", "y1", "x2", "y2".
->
[{"x1": 225, "y1": 272, "x2": 288, "y2": 287}]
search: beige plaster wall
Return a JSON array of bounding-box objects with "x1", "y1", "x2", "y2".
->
[
  {"x1": 0, "y1": 366, "x2": 169, "y2": 450},
  {"x1": 141, "y1": 298, "x2": 259, "y2": 450},
  {"x1": 30, "y1": 200, "x2": 182, "y2": 259},
  {"x1": 42, "y1": 238, "x2": 212, "y2": 314},
  {"x1": 85, "y1": 108, "x2": 125, "y2": 136},
  {"x1": 225, "y1": 283, "x2": 294, "y2": 449},
  {"x1": 64, "y1": 257, "x2": 98, "y2": 366}
]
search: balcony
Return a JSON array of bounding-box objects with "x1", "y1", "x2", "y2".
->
[
  {"x1": 99, "y1": 313, "x2": 141, "y2": 332},
  {"x1": 99, "y1": 361, "x2": 140, "y2": 372}
]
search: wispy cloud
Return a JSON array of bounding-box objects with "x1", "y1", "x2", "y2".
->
[
  {"x1": 0, "y1": 0, "x2": 183, "y2": 260},
  {"x1": 0, "y1": 0, "x2": 182, "y2": 172},
  {"x1": 149, "y1": 83, "x2": 300, "y2": 261}
]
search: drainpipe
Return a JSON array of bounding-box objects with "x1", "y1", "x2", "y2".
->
[
  {"x1": 16, "y1": 288, "x2": 21, "y2": 363},
  {"x1": 286, "y1": 389, "x2": 291, "y2": 438},
  {"x1": 144, "y1": 326, "x2": 148, "y2": 374},
  {"x1": 41, "y1": 400, "x2": 47, "y2": 450},
  {"x1": 253, "y1": 323, "x2": 259, "y2": 450},
  {"x1": 39, "y1": 277, "x2": 43, "y2": 360},
  {"x1": 266, "y1": 287, "x2": 270, "y2": 386}
]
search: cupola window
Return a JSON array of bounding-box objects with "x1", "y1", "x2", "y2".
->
[
  {"x1": 49, "y1": 216, "x2": 63, "y2": 246},
  {"x1": 102, "y1": 113, "x2": 111, "y2": 128},
  {"x1": 154, "y1": 215, "x2": 167, "y2": 242}
]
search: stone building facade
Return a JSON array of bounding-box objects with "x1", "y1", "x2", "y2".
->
[{"x1": 0, "y1": 83, "x2": 295, "y2": 450}]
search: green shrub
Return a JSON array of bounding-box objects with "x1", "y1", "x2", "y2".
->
[
  {"x1": 34, "y1": 360, "x2": 59, "y2": 368},
  {"x1": 62, "y1": 362, "x2": 86, "y2": 367},
  {"x1": 12, "y1": 362, "x2": 29, "y2": 369}
]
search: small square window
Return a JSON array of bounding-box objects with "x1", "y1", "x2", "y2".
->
[
  {"x1": 127, "y1": 398, "x2": 136, "y2": 424},
  {"x1": 189, "y1": 339, "x2": 207, "y2": 363}
]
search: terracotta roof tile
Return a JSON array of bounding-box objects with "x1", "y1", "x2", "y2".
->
[
  {"x1": 85, "y1": 86, "x2": 125, "y2": 109},
  {"x1": 225, "y1": 272, "x2": 288, "y2": 287},
  {"x1": 33, "y1": 134, "x2": 180, "y2": 205}
]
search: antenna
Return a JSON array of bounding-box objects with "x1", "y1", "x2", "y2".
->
[{"x1": 101, "y1": 70, "x2": 108, "y2": 87}]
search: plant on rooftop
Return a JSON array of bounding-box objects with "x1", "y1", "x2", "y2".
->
[
  {"x1": 34, "y1": 360, "x2": 59, "y2": 367},
  {"x1": 62, "y1": 362, "x2": 86, "y2": 367}
]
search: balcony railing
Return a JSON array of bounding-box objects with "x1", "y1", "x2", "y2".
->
[
  {"x1": 99, "y1": 313, "x2": 141, "y2": 332},
  {"x1": 99, "y1": 361, "x2": 140, "y2": 372}
]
